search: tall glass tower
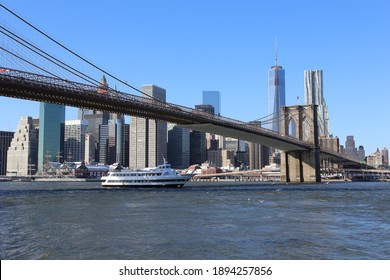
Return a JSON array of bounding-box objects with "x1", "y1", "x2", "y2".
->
[
  {"x1": 38, "y1": 103, "x2": 65, "y2": 174},
  {"x1": 304, "y1": 70, "x2": 329, "y2": 137},
  {"x1": 268, "y1": 65, "x2": 285, "y2": 133},
  {"x1": 202, "y1": 91, "x2": 221, "y2": 116}
]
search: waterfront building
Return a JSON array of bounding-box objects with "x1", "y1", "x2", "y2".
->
[
  {"x1": 38, "y1": 102, "x2": 65, "y2": 174},
  {"x1": 382, "y1": 148, "x2": 389, "y2": 168},
  {"x1": 0, "y1": 131, "x2": 14, "y2": 175},
  {"x1": 358, "y1": 145, "x2": 366, "y2": 162},
  {"x1": 123, "y1": 124, "x2": 130, "y2": 167},
  {"x1": 99, "y1": 121, "x2": 116, "y2": 165},
  {"x1": 374, "y1": 149, "x2": 382, "y2": 167},
  {"x1": 367, "y1": 148, "x2": 389, "y2": 168},
  {"x1": 84, "y1": 133, "x2": 96, "y2": 164},
  {"x1": 7, "y1": 116, "x2": 38, "y2": 176},
  {"x1": 99, "y1": 114, "x2": 126, "y2": 165},
  {"x1": 190, "y1": 130, "x2": 207, "y2": 165},
  {"x1": 344, "y1": 136, "x2": 359, "y2": 160},
  {"x1": 207, "y1": 149, "x2": 222, "y2": 167},
  {"x1": 167, "y1": 124, "x2": 190, "y2": 169},
  {"x1": 64, "y1": 120, "x2": 88, "y2": 162},
  {"x1": 366, "y1": 154, "x2": 376, "y2": 167},
  {"x1": 113, "y1": 114, "x2": 126, "y2": 165},
  {"x1": 367, "y1": 149, "x2": 384, "y2": 168},
  {"x1": 82, "y1": 111, "x2": 109, "y2": 161},
  {"x1": 304, "y1": 70, "x2": 329, "y2": 137},
  {"x1": 130, "y1": 85, "x2": 167, "y2": 168}
]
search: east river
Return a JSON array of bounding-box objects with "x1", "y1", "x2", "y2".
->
[{"x1": 1, "y1": 181, "x2": 389, "y2": 259}]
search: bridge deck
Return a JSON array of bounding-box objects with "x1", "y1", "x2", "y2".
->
[{"x1": 0, "y1": 67, "x2": 362, "y2": 164}]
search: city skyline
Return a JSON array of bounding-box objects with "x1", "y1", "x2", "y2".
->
[{"x1": 0, "y1": 0, "x2": 389, "y2": 154}]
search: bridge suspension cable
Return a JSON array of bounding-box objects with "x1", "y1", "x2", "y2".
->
[
  {"x1": 0, "y1": 3, "x2": 164, "y2": 103},
  {"x1": 0, "y1": 25, "x2": 100, "y2": 86}
]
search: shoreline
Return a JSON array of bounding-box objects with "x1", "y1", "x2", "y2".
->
[
  {"x1": 1, "y1": 176, "x2": 387, "y2": 185},
  {"x1": 0, "y1": 177, "x2": 101, "y2": 182}
]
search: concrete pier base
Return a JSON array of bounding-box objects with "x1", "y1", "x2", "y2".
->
[{"x1": 280, "y1": 150, "x2": 321, "y2": 183}]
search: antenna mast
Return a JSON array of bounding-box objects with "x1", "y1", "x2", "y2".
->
[{"x1": 275, "y1": 37, "x2": 278, "y2": 66}]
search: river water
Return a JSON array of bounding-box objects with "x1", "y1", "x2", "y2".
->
[{"x1": 1, "y1": 181, "x2": 389, "y2": 260}]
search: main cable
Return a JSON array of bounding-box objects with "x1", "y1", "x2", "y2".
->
[{"x1": 0, "y1": 4, "x2": 161, "y2": 102}]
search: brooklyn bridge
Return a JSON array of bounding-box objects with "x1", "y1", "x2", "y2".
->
[{"x1": 0, "y1": 4, "x2": 364, "y2": 182}]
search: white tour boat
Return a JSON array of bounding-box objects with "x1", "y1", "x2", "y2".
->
[{"x1": 101, "y1": 160, "x2": 193, "y2": 188}]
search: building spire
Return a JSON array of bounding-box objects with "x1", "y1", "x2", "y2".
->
[
  {"x1": 274, "y1": 37, "x2": 278, "y2": 66},
  {"x1": 98, "y1": 74, "x2": 109, "y2": 94}
]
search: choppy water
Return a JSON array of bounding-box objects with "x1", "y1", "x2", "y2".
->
[{"x1": 1, "y1": 181, "x2": 389, "y2": 259}]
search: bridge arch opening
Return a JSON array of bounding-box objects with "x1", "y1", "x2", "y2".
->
[{"x1": 288, "y1": 118, "x2": 297, "y2": 138}]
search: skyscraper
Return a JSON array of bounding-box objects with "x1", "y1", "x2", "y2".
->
[
  {"x1": 167, "y1": 123, "x2": 190, "y2": 169},
  {"x1": 268, "y1": 38, "x2": 285, "y2": 133},
  {"x1": 267, "y1": 49, "x2": 285, "y2": 164},
  {"x1": 268, "y1": 64, "x2": 285, "y2": 133},
  {"x1": 99, "y1": 121, "x2": 117, "y2": 165},
  {"x1": 7, "y1": 116, "x2": 38, "y2": 176},
  {"x1": 304, "y1": 70, "x2": 329, "y2": 137},
  {"x1": 112, "y1": 113, "x2": 126, "y2": 165},
  {"x1": 382, "y1": 147, "x2": 389, "y2": 167},
  {"x1": 0, "y1": 131, "x2": 14, "y2": 175},
  {"x1": 344, "y1": 135, "x2": 359, "y2": 160},
  {"x1": 358, "y1": 145, "x2": 366, "y2": 162},
  {"x1": 82, "y1": 110, "x2": 109, "y2": 159},
  {"x1": 202, "y1": 91, "x2": 221, "y2": 116},
  {"x1": 38, "y1": 103, "x2": 65, "y2": 173},
  {"x1": 130, "y1": 85, "x2": 167, "y2": 168},
  {"x1": 84, "y1": 133, "x2": 96, "y2": 164},
  {"x1": 64, "y1": 120, "x2": 88, "y2": 162}
]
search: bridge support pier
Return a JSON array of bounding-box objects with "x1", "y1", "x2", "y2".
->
[
  {"x1": 280, "y1": 104, "x2": 322, "y2": 183},
  {"x1": 280, "y1": 150, "x2": 321, "y2": 183}
]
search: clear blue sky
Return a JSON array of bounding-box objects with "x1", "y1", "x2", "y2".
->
[{"x1": 0, "y1": 0, "x2": 389, "y2": 154}]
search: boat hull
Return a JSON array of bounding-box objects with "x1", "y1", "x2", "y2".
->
[
  {"x1": 102, "y1": 182, "x2": 185, "y2": 188},
  {"x1": 101, "y1": 175, "x2": 192, "y2": 188}
]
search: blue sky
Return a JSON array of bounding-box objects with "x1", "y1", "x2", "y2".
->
[{"x1": 0, "y1": 0, "x2": 389, "y2": 154}]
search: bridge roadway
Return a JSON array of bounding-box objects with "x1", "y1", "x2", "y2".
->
[{"x1": 0, "y1": 68, "x2": 360, "y2": 166}]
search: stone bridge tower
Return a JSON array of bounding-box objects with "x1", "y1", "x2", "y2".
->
[{"x1": 280, "y1": 105, "x2": 321, "y2": 182}]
